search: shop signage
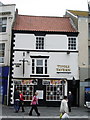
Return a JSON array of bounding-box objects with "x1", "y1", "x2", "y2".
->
[
  {"x1": 43, "y1": 80, "x2": 66, "y2": 85},
  {"x1": 56, "y1": 65, "x2": 71, "y2": 73},
  {"x1": 14, "y1": 79, "x2": 38, "y2": 85}
]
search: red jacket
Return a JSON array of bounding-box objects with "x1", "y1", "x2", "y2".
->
[{"x1": 20, "y1": 93, "x2": 24, "y2": 101}]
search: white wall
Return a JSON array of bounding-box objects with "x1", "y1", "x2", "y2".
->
[
  {"x1": 45, "y1": 35, "x2": 68, "y2": 50},
  {"x1": 12, "y1": 51, "x2": 79, "y2": 80},
  {"x1": 14, "y1": 34, "x2": 68, "y2": 50},
  {"x1": 15, "y1": 34, "x2": 35, "y2": 49},
  {"x1": 13, "y1": 33, "x2": 79, "y2": 79}
]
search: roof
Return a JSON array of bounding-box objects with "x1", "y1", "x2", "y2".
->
[
  {"x1": 67, "y1": 10, "x2": 89, "y2": 17},
  {"x1": 13, "y1": 15, "x2": 77, "y2": 33}
]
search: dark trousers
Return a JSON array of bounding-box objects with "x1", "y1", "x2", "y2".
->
[
  {"x1": 19, "y1": 100, "x2": 25, "y2": 112},
  {"x1": 14, "y1": 100, "x2": 20, "y2": 112},
  {"x1": 68, "y1": 104, "x2": 71, "y2": 112},
  {"x1": 29, "y1": 104, "x2": 40, "y2": 115}
]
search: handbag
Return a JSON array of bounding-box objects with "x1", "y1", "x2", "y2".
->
[
  {"x1": 60, "y1": 113, "x2": 63, "y2": 118},
  {"x1": 62, "y1": 113, "x2": 69, "y2": 119}
]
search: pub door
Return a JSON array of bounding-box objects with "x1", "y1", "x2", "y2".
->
[{"x1": 68, "y1": 80, "x2": 79, "y2": 106}]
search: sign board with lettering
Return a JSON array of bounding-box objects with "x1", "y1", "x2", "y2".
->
[{"x1": 56, "y1": 65, "x2": 71, "y2": 73}]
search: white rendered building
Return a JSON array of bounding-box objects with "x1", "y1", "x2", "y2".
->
[{"x1": 9, "y1": 13, "x2": 79, "y2": 106}]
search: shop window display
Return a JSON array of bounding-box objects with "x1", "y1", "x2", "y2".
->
[
  {"x1": 14, "y1": 80, "x2": 37, "y2": 101},
  {"x1": 46, "y1": 85, "x2": 63, "y2": 101},
  {"x1": 43, "y1": 80, "x2": 65, "y2": 101}
]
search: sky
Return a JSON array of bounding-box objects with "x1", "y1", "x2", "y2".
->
[{"x1": 0, "y1": 0, "x2": 89, "y2": 17}]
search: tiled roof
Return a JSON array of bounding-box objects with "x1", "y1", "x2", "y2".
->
[
  {"x1": 68, "y1": 10, "x2": 88, "y2": 17},
  {"x1": 13, "y1": 15, "x2": 77, "y2": 32}
]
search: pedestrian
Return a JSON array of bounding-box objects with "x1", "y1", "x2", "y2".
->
[
  {"x1": 68, "y1": 91, "x2": 73, "y2": 112},
  {"x1": 60, "y1": 96, "x2": 69, "y2": 119},
  {"x1": 19, "y1": 91, "x2": 25, "y2": 112},
  {"x1": 29, "y1": 92, "x2": 40, "y2": 116},
  {"x1": 14, "y1": 89, "x2": 20, "y2": 113}
]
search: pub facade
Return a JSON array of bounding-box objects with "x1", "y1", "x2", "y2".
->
[{"x1": 8, "y1": 13, "x2": 79, "y2": 106}]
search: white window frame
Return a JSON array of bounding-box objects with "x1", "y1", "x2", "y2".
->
[
  {"x1": 46, "y1": 85, "x2": 63, "y2": 101},
  {"x1": 32, "y1": 59, "x2": 47, "y2": 74},
  {"x1": 68, "y1": 37, "x2": 76, "y2": 50},
  {"x1": 36, "y1": 36, "x2": 44, "y2": 49}
]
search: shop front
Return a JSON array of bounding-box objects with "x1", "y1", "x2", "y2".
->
[{"x1": 13, "y1": 79, "x2": 67, "y2": 106}]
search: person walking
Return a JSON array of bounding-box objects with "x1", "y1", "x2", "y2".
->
[
  {"x1": 29, "y1": 92, "x2": 40, "y2": 116},
  {"x1": 14, "y1": 89, "x2": 20, "y2": 113},
  {"x1": 19, "y1": 91, "x2": 25, "y2": 112},
  {"x1": 60, "y1": 96, "x2": 69, "y2": 119},
  {"x1": 68, "y1": 91, "x2": 73, "y2": 112}
]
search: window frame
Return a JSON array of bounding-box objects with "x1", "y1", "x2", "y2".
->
[
  {"x1": 36, "y1": 36, "x2": 44, "y2": 49},
  {"x1": 32, "y1": 58, "x2": 47, "y2": 74},
  {"x1": 0, "y1": 43, "x2": 5, "y2": 63},
  {"x1": 68, "y1": 37, "x2": 76, "y2": 50},
  {"x1": 0, "y1": 17, "x2": 7, "y2": 32}
]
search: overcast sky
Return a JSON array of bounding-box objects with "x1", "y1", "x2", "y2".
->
[{"x1": 0, "y1": 0, "x2": 89, "y2": 17}]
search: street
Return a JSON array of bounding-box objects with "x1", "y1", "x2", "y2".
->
[{"x1": 0, "y1": 105, "x2": 90, "y2": 120}]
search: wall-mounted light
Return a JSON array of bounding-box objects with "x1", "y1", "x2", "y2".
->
[
  {"x1": 67, "y1": 51, "x2": 70, "y2": 54},
  {"x1": 27, "y1": 51, "x2": 30, "y2": 54}
]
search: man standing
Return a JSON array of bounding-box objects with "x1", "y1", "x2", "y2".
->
[
  {"x1": 68, "y1": 91, "x2": 73, "y2": 112},
  {"x1": 14, "y1": 89, "x2": 20, "y2": 113}
]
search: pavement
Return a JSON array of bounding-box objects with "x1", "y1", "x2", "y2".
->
[{"x1": 0, "y1": 104, "x2": 90, "y2": 120}]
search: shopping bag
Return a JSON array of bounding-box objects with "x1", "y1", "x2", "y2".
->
[
  {"x1": 60, "y1": 113, "x2": 63, "y2": 118},
  {"x1": 62, "y1": 113, "x2": 69, "y2": 119}
]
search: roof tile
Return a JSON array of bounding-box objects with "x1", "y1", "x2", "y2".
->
[{"x1": 13, "y1": 15, "x2": 77, "y2": 32}]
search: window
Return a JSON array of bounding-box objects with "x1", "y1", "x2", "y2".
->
[
  {"x1": 89, "y1": 46, "x2": 90, "y2": 65},
  {"x1": 14, "y1": 80, "x2": 38, "y2": 101},
  {"x1": 0, "y1": 43, "x2": 5, "y2": 63},
  {"x1": 32, "y1": 59, "x2": 47, "y2": 74},
  {"x1": 32, "y1": 59, "x2": 35, "y2": 74},
  {"x1": 36, "y1": 60, "x2": 43, "y2": 74},
  {"x1": 0, "y1": 18, "x2": 7, "y2": 32},
  {"x1": 46, "y1": 85, "x2": 63, "y2": 101},
  {"x1": 68, "y1": 37, "x2": 76, "y2": 50},
  {"x1": 36, "y1": 37, "x2": 44, "y2": 49}
]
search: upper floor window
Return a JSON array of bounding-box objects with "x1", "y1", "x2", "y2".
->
[
  {"x1": 36, "y1": 37, "x2": 44, "y2": 49},
  {"x1": 0, "y1": 43, "x2": 5, "y2": 63},
  {"x1": 0, "y1": 17, "x2": 7, "y2": 32},
  {"x1": 68, "y1": 37, "x2": 76, "y2": 50},
  {"x1": 32, "y1": 59, "x2": 47, "y2": 74}
]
